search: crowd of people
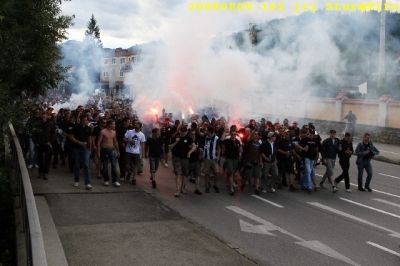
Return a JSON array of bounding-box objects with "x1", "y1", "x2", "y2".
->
[{"x1": 22, "y1": 100, "x2": 380, "y2": 198}]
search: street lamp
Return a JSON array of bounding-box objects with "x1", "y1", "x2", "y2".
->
[{"x1": 378, "y1": 0, "x2": 386, "y2": 94}]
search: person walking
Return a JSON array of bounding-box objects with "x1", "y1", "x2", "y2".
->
[
  {"x1": 145, "y1": 128, "x2": 163, "y2": 188},
  {"x1": 70, "y1": 115, "x2": 93, "y2": 190},
  {"x1": 320, "y1": 130, "x2": 340, "y2": 193},
  {"x1": 355, "y1": 133, "x2": 379, "y2": 192},
  {"x1": 334, "y1": 133, "x2": 353, "y2": 192}
]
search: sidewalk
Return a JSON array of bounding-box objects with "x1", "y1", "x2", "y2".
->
[{"x1": 30, "y1": 166, "x2": 256, "y2": 266}]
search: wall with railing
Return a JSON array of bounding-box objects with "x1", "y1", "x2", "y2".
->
[{"x1": 6, "y1": 123, "x2": 47, "y2": 266}]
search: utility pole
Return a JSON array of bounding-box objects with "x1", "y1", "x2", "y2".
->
[{"x1": 378, "y1": 0, "x2": 386, "y2": 95}]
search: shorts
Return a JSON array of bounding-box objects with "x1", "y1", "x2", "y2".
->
[
  {"x1": 224, "y1": 159, "x2": 239, "y2": 176},
  {"x1": 243, "y1": 162, "x2": 262, "y2": 180},
  {"x1": 203, "y1": 159, "x2": 218, "y2": 177},
  {"x1": 172, "y1": 156, "x2": 189, "y2": 177}
]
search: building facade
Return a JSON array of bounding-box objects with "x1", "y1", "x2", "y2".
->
[{"x1": 100, "y1": 47, "x2": 139, "y2": 97}]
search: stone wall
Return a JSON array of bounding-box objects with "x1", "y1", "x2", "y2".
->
[{"x1": 297, "y1": 118, "x2": 400, "y2": 145}]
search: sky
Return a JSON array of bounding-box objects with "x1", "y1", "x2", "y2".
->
[{"x1": 62, "y1": 0, "x2": 400, "y2": 48}]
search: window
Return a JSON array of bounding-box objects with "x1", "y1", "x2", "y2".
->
[
  {"x1": 120, "y1": 69, "x2": 124, "y2": 77},
  {"x1": 120, "y1": 58, "x2": 125, "y2": 64},
  {"x1": 112, "y1": 58, "x2": 116, "y2": 64},
  {"x1": 132, "y1": 56, "x2": 136, "y2": 63},
  {"x1": 104, "y1": 59, "x2": 108, "y2": 65}
]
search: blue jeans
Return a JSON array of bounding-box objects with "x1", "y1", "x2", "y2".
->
[
  {"x1": 357, "y1": 160, "x2": 373, "y2": 188},
  {"x1": 74, "y1": 147, "x2": 91, "y2": 185},
  {"x1": 101, "y1": 148, "x2": 118, "y2": 182},
  {"x1": 28, "y1": 137, "x2": 37, "y2": 165},
  {"x1": 302, "y1": 158, "x2": 315, "y2": 190}
]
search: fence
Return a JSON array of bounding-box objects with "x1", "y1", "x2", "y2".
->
[{"x1": 7, "y1": 122, "x2": 47, "y2": 266}]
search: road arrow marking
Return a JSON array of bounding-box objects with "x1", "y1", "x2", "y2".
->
[
  {"x1": 366, "y1": 241, "x2": 400, "y2": 258},
  {"x1": 296, "y1": 240, "x2": 360, "y2": 266},
  {"x1": 226, "y1": 206, "x2": 359, "y2": 266},
  {"x1": 239, "y1": 219, "x2": 275, "y2": 236},
  {"x1": 308, "y1": 202, "x2": 400, "y2": 239}
]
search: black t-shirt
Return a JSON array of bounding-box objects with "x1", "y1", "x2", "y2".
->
[
  {"x1": 72, "y1": 124, "x2": 91, "y2": 148},
  {"x1": 223, "y1": 137, "x2": 241, "y2": 160},
  {"x1": 189, "y1": 140, "x2": 200, "y2": 163},
  {"x1": 299, "y1": 137, "x2": 318, "y2": 159},
  {"x1": 171, "y1": 136, "x2": 193, "y2": 159},
  {"x1": 146, "y1": 137, "x2": 163, "y2": 158},
  {"x1": 276, "y1": 138, "x2": 293, "y2": 160}
]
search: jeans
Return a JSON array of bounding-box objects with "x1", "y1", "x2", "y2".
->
[
  {"x1": 149, "y1": 157, "x2": 160, "y2": 178},
  {"x1": 357, "y1": 160, "x2": 373, "y2": 188},
  {"x1": 27, "y1": 137, "x2": 38, "y2": 166},
  {"x1": 335, "y1": 159, "x2": 350, "y2": 189},
  {"x1": 101, "y1": 148, "x2": 118, "y2": 182},
  {"x1": 37, "y1": 143, "x2": 52, "y2": 175},
  {"x1": 302, "y1": 158, "x2": 315, "y2": 190},
  {"x1": 74, "y1": 147, "x2": 91, "y2": 185},
  {"x1": 262, "y1": 161, "x2": 279, "y2": 189}
]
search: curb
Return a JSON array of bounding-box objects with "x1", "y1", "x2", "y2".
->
[{"x1": 373, "y1": 155, "x2": 400, "y2": 165}]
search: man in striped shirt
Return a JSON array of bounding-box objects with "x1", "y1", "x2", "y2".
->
[{"x1": 203, "y1": 127, "x2": 220, "y2": 193}]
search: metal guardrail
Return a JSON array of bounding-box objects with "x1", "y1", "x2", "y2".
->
[{"x1": 8, "y1": 122, "x2": 47, "y2": 266}]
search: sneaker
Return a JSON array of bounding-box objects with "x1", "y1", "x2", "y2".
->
[
  {"x1": 194, "y1": 189, "x2": 202, "y2": 195},
  {"x1": 152, "y1": 180, "x2": 157, "y2": 189},
  {"x1": 131, "y1": 179, "x2": 136, "y2": 185},
  {"x1": 73, "y1": 182, "x2": 79, "y2": 187},
  {"x1": 28, "y1": 164, "x2": 33, "y2": 169},
  {"x1": 174, "y1": 192, "x2": 180, "y2": 198},
  {"x1": 345, "y1": 189, "x2": 352, "y2": 193},
  {"x1": 229, "y1": 190, "x2": 235, "y2": 196},
  {"x1": 213, "y1": 185, "x2": 220, "y2": 193},
  {"x1": 164, "y1": 163, "x2": 169, "y2": 168},
  {"x1": 358, "y1": 187, "x2": 365, "y2": 192},
  {"x1": 254, "y1": 189, "x2": 260, "y2": 195},
  {"x1": 34, "y1": 164, "x2": 39, "y2": 168},
  {"x1": 365, "y1": 186, "x2": 372, "y2": 192},
  {"x1": 85, "y1": 184, "x2": 93, "y2": 190},
  {"x1": 104, "y1": 181, "x2": 110, "y2": 186},
  {"x1": 332, "y1": 186, "x2": 338, "y2": 193},
  {"x1": 319, "y1": 182, "x2": 325, "y2": 189},
  {"x1": 268, "y1": 188, "x2": 276, "y2": 193},
  {"x1": 113, "y1": 182, "x2": 121, "y2": 187},
  {"x1": 180, "y1": 189, "x2": 187, "y2": 195}
]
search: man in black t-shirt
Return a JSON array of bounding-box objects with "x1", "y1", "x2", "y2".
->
[
  {"x1": 298, "y1": 129, "x2": 319, "y2": 192},
  {"x1": 276, "y1": 130, "x2": 296, "y2": 191},
  {"x1": 145, "y1": 128, "x2": 163, "y2": 188},
  {"x1": 222, "y1": 126, "x2": 242, "y2": 196},
  {"x1": 169, "y1": 125, "x2": 196, "y2": 197},
  {"x1": 69, "y1": 115, "x2": 93, "y2": 190}
]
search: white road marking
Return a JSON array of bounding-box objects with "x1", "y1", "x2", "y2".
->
[
  {"x1": 366, "y1": 241, "x2": 400, "y2": 258},
  {"x1": 378, "y1": 173, "x2": 400, "y2": 180},
  {"x1": 349, "y1": 183, "x2": 400, "y2": 199},
  {"x1": 252, "y1": 195, "x2": 284, "y2": 208},
  {"x1": 307, "y1": 202, "x2": 400, "y2": 239},
  {"x1": 339, "y1": 197, "x2": 400, "y2": 220},
  {"x1": 316, "y1": 173, "x2": 400, "y2": 199},
  {"x1": 226, "y1": 206, "x2": 360, "y2": 266},
  {"x1": 372, "y1": 198, "x2": 400, "y2": 209}
]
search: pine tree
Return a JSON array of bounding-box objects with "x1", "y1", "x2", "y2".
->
[{"x1": 85, "y1": 14, "x2": 102, "y2": 47}]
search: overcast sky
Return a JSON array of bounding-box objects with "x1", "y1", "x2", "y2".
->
[{"x1": 61, "y1": 0, "x2": 399, "y2": 48}]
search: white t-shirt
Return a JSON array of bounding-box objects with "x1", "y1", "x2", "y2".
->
[{"x1": 125, "y1": 130, "x2": 146, "y2": 154}]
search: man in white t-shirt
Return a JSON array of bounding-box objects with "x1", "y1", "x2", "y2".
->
[{"x1": 124, "y1": 121, "x2": 146, "y2": 185}]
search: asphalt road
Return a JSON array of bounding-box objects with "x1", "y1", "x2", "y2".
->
[{"x1": 134, "y1": 156, "x2": 400, "y2": 266}]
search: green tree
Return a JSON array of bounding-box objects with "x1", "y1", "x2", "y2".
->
[
  {"x1": 85, "y1": 14, "x2": 102, "y2": 47},
  {"x1": 0, "y1": 0, "x2": 72, "y2": 127}
]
